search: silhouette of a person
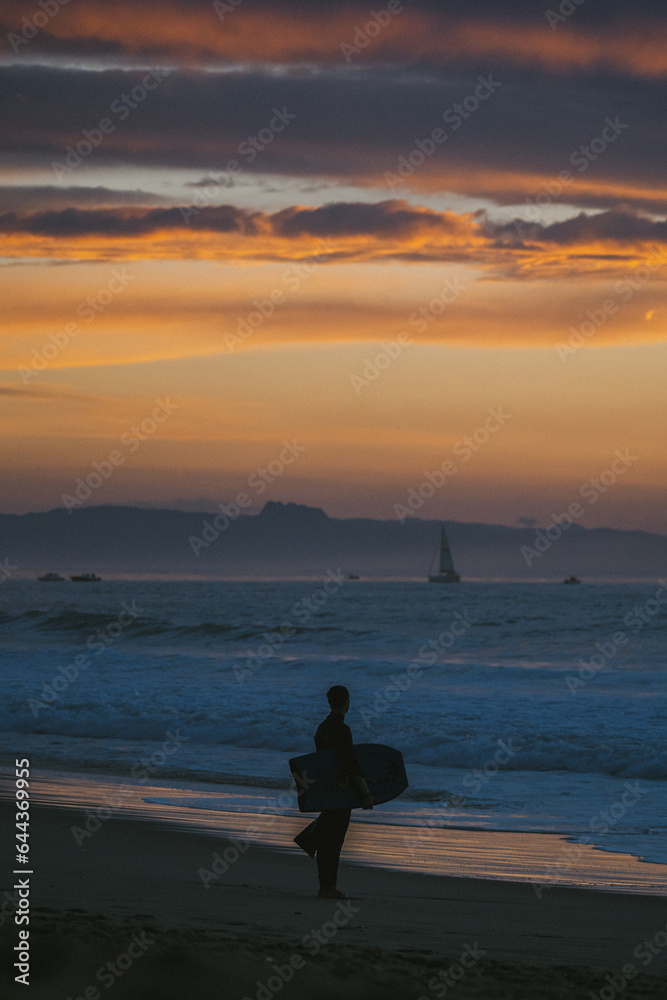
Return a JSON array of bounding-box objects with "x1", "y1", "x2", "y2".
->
[{"x1": 294, "y1": 685, "x2": 374, "y2": 898}]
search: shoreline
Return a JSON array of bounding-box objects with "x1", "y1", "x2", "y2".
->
[
  {"x1": 2, "y1": 800, "x2": 667, "y2": 998},
  {"x1": 8, "y1": 576, "x2": 665, "y2": 583},
  {"x1": 2, "y1": 766, "x2": 666, "y2": 895}
]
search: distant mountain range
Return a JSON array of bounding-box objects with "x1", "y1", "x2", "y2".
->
[{"x1": 1, "y1": 501, "x2": 665, "y2": 581}]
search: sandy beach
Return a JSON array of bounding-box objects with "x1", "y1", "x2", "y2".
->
[
  {"x1": 2, "y1": 788, "x2": 667, "y2": 1000},
  {"x1": 5, "y1": 0, "x2": 667, "y2": 986}
]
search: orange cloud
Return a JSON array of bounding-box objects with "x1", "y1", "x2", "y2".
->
[
  {"x1": 3, "y1": 2, "x2": 666, "y2": 78},
  {"x1": 1, "y1": 204, "x2": 665, "y2": 290},
  {"x1": 2, "y1": 252, "x2": 667, "y2": 379},
  {"x1": 367, "y1": 168, "x2": 667, "y2": 217}
]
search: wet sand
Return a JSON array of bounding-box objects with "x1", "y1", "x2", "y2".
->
[{"x1": 1, "y1": 799, "x2": 667, "y2": 999}]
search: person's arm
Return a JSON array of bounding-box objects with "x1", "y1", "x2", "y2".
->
[
  {"x1": 353, "y1": 774, "x2": 370, "y2": 797},
  {"x1": 339, "y1": 724, "x2": 374, "y2": 809},
  {"x1": 354, "y1": 775, "x2": 374, "y2": 809}
]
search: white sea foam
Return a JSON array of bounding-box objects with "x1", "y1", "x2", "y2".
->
[{"x1": 1, "y1": 579, "x2": 665, "y2": 868}]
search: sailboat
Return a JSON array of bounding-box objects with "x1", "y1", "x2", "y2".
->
[{"x1": 428, "y1": 525, "x2": 461, "y2": 583}]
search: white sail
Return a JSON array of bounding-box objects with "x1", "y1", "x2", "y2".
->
[
  {"x1": 428, "y1": 524, "x2": 461, "y2": 582},
  {"x1": 438, "y1": 526, "x2": 455, "y2": 574}
]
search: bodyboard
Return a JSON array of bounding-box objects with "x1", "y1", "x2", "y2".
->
[{"x1": 289, "y1": 743, "x2": 408, "y2": 812}]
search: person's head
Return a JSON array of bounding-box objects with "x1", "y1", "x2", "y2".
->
[{"x1": 326, "y1": 685, "x2": 350, "y2": 713}]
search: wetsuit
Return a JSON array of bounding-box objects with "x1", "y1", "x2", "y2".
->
[{"x1": 312, "y1": 712, "x2": 368, "y2": 889}]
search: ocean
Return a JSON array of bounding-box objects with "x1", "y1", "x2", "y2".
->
[{"x1": 1, "y1": 578, "x2": 666, "y2": 875}]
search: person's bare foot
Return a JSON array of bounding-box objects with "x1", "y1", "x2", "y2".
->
[{"x1": 317, "y1": 886, "x2": 348, "y2": 899}]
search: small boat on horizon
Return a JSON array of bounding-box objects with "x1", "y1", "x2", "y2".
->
[
  {"x1": 345, "y1": 573, "x2": 360, "y2": 580},
  {"x1": 38, "y1": 572, "x2": 65, "y2": 582},
  {"x1": 428, "y1": 525, "x2": 461, "y2": 583},
  {"x1": 563, "y1": 575, "x2": 581, "y2": 585},
  {"x1": 69, "y1": 573, "x2": 102, "y2": 582}
]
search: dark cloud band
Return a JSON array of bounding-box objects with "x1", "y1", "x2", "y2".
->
[
  {"x1": 3, "y1": 201, "x2": 665, "y2": 254},
  {"x1": 1, "y1": 65, "x2": 664, "y2": 215}
]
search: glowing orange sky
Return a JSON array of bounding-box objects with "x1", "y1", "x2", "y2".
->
[{"x1": 1, "y1": 0, "x2": 665, "y2": 530}]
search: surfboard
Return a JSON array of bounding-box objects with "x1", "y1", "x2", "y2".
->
[{"x1": 289, "y1": 743, "x2": 408, "y2": 812}]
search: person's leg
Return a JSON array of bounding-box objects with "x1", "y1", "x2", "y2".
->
[
  {"x1": 293, "y1": 818, "x2": 318, "y2": 857},
  {"x1": 316, "y1": 808, "x2": 351, "y2": 890},
  {"x1": 315, "y1": 810, "x2": 335, "y2": 886}
]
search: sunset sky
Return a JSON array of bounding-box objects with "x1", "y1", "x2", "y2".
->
[{"x1": 1, "y1": 0, "x2": 665, "y2": 531}]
